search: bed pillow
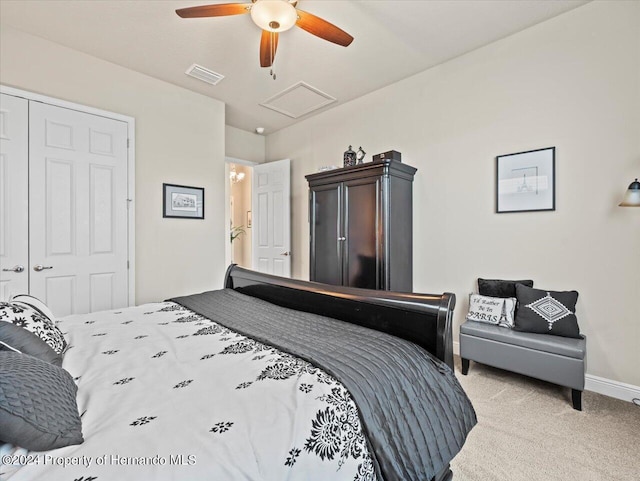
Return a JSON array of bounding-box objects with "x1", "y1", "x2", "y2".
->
[
  {"x1": 0, "y1": 322, "x2": 63, "y2": 366},
  {"x1": 478, "y1": 278, "x2": 534, "y2": 298},
  {"x1": 466, "y1": 294, "x2": 516, "y2": 328},
  {"x1": 0, "y1": 301, "x2": 67, "y2": 354},
  {"x1": 514, "y1": 284, "x2": 581, "y2": 338},
  {"x1": 0, "y1": 352, "x2": 83, "y2": 451},
  {"x1": 11, "y1": 295, "x2": 56, "y2": 325}
]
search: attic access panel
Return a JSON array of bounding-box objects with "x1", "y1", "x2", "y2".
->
[{"x1": 260, "y1": 81, "x2": 336, "y2": 118}]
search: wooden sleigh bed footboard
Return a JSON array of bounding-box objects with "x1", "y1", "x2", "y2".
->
[
  {"x1": 224, "y1": 264, "x2": 456, "y2": 372},
  {"x1": 224, "y1": 265, "x2": 458, "y2": 481}
]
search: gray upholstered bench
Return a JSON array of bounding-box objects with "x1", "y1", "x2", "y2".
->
[{"x1": 460, "y1": 321, "x2": 586, "y2": 410}]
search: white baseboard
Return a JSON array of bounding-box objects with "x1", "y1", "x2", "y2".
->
[
  {"x1": 585, "y1": 374, "x2": 640, "y2": 403},
  {"x1": 452, "y1": 340, "x2": 640, "y2": 403}
]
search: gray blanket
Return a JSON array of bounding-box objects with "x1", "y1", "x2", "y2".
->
[{"x1": 171, "y1": 289, "x2": 476, "y2": 481}]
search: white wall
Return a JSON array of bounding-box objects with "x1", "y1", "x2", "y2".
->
[
  {"x1": 226, "y1": 125, "x2": 265, "y2": 164},
  {"x1": 0, "y1": 26, "x2": 227, "y2": 304},
  {"x1": 266, "y1": 1, "x2": 640, "y2": 386}
]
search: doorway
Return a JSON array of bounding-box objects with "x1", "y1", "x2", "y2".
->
[
  {"x1": 224, "y1": 157, "x2": 292, "y2": 277},
  {"x1": 226, "y1": 158, "x2": 256, "y2": 269}
]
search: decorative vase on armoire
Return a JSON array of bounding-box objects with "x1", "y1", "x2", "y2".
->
[{"x1": 305, "y1": 159, "x2": 416, "y2": 292}]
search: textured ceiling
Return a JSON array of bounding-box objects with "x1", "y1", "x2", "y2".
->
[{"x1": 0, "y1": 0, "x2": 588, "y2": 134}]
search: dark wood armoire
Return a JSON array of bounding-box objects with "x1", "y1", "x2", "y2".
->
[{"x1": 306, "y1": 159, "x2": 416, "y2": 292}]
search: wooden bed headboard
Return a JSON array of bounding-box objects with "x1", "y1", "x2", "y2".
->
[{"x1": 224, "y1": 265, "x2": 456, "y2": 369}]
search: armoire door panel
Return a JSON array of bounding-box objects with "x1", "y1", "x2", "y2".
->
[
  {"x1": 344, "y1": 179, "x2": 380, "y2": 289},
  {"x1": 0, "y1": 93, "x2": 29, "y2": 299},
  {"x1": 310, "y1": 184, "x2": 342, "y2": 286}
]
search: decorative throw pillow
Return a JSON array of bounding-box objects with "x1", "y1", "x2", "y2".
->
[
  {"x1": 514, "y1": 284, "x2": 581, "y2": 338},
  {"x1": 466, "y1": 294, "x2": 517, "y2": 328},
  {"x1": 11, "y1": 295, "x2": 57, "y2": 325},
  {"x1": 0, "y1": 301, "x2": 67, "y2": 354},
  {"x1": 0, "y1": 352, "x2": 83, "y2": 451},
  {"x1": 478, "y1": 278, "x2": 534, "y2": 298},
  {"x1": 0, "y1": 322, "x2": 63, "y2": 366}
]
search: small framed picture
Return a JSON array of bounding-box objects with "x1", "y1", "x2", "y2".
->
[
  {"x1": 496, "y1": 147, "x2": 555, "y2": 213},
  {"x1": 247, "y1": 210, "x2": 252, "y2": 228},
  {"x1": 163, "y1": 183, "x2": 204, "y2": 219}
]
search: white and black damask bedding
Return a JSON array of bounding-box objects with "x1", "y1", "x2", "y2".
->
[{"x1": 1, "y1": 289, "x2": 476, "y2": 481}]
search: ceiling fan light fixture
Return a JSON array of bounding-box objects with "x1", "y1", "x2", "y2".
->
[{"x1": 251, "y1": 0, "x2": 297, "y2": 33}]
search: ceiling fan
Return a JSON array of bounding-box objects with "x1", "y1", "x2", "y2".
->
[{"x1": 176, "y1": 0, "x2": 354, "y2": 74}]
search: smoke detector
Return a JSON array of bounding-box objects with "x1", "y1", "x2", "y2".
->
[{"x1": 255, "y1": 127, "x2": 265, "y2": 134}]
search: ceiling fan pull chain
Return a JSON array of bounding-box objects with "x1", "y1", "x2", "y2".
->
[{"x1": 270, "y1": 31, "x2": 276, "y2": 80}]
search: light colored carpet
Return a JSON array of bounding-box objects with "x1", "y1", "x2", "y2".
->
[{"x1": 450, "y1": 357, "x2": 640, "y2": 481}]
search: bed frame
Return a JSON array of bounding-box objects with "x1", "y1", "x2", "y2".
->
[
  {"x1": 224, "y1": 265, "x2": 456, "y2": 369},
  {"x1": 224, "y1": 265, "x2": 456, "y2": 481}
]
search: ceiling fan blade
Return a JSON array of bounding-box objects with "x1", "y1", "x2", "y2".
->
[
  {"x1": 176, "y1": 3, "x2": 249, "y2": 18},
  {"x1": 260, "y1": 30, "x2": 279, "y2": 67},
  {"x1": 295, "y1": 9, "x2": 353, "y2": 47}
]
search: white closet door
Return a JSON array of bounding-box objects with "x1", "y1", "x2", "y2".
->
[
  {"x1": 29, "y1": 102, "x2": 129, "y2": 316},
  {"x1": 0, "y1": 94, "x2": 29, "y2": 300}
]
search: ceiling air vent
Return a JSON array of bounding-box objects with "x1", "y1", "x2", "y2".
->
[{"x1": 185, "y1": 63, "x2": 224, "y2": 86}]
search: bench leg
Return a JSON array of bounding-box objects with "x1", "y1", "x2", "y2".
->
[
  {"x1": 461, "y1": 358, "x2": 470, "y2": 375},
  {"x1": 571, "y1": 389, "x2": 582, "y2": 411}
]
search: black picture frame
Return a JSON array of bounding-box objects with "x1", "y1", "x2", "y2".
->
[
  {"x1": 163, "y1": 183, "x2": 205, "y2": 219},
  {"x1": 496, "y1": 147, "x2": 555, "y2": 213}
]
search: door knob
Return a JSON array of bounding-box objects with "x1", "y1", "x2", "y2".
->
[
  {"x1": 280, "y1": 252, "x2": 291, "y2": 256},
  {"x1": 2, "y1": 265, "x2": 24, "y2": 273},
  {"x1": 33, "y1": 264, "x2": 53, "y2": 272}
]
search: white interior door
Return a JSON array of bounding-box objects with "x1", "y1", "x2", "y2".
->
[
  {"x1": 0, "y1": 93, "x2": 29, "y2": 300},
  {"x1": 252, "y1": 158, "x2": 291, "y2": 277},
  {"x1": 29, "y1": 102, "x2": 129, "y2": 316}
]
